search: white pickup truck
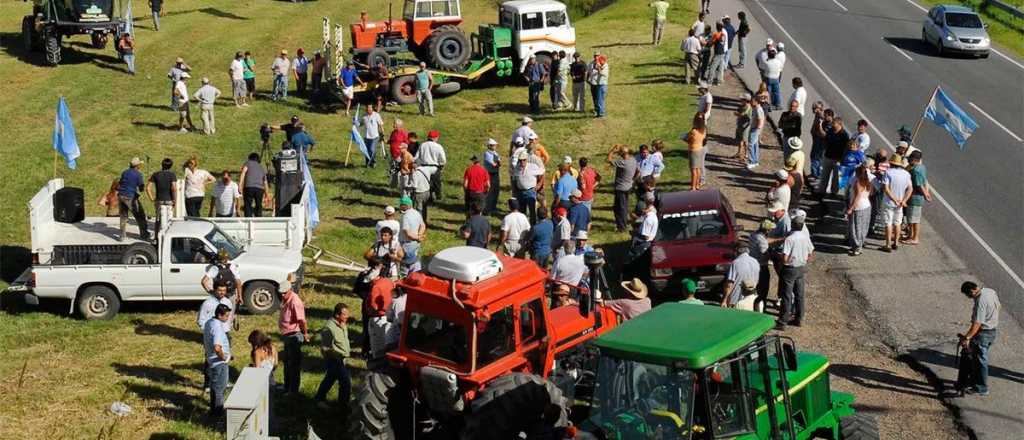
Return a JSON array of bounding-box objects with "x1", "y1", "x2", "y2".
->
[{"x1": 6, "y1": 179, "x2": 310, "y2": 320}]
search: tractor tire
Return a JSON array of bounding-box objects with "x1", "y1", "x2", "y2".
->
[
  {"x1": 366, "y1": 48, "x2": 391, "y2": 69},
  {"x1": 44, "y1": 33, "x2": 61, "y2": 66},
  {"x1": 426, "y1": 25, "x2": 471, "y2": 71},
  {"x1": 461, "y1": 372, "x2": 568, "y2": 440},
  {"x1": 390, "y1": 75, "x2": 419, "y2": 105},
  {"x1": 90, "y1": 32, "x2": 109, "y2": 49},
  {"x1": 122, "y1": 242, "x2": 158, "y2": 265},
  {"x1": 77, "y1": 285, "x2": 121, "y2": 320},
  {"x1": 350, "y1": 370, "x2": 415, "y2": 440},
  {"x1": 840, "y1": 413, "x2": 880, "y2": 440},
  {"x1": 243, "y1": 281, "x2": 280, "y2": 315},
  {"x1": 22, "y1": 16, "x2": 36, "y2": 53}
]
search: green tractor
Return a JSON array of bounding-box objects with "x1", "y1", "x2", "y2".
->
[
  {"x1": 21, "y1": 0, "x2": 126, "y2": 66},
  {"x1": 575, "y1": 303, "x2": 878, "y2": 440}
]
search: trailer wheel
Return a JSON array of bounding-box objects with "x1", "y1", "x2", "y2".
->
[
  {"x1": 461, "y1": 372, "x2": 568, "y2": 440},
  {"x1": 390, "y1": 75, "x2": 419, "y2": 105},
  {"x1": 243, "y1": 281, "x2": 280, "y2": 314},
  {"x1": 90, "y1": 32, "x2": 109, "y2": 49},
  {"x1": 77, "y1": 285, "x2": 120, "y2": 320},
  {"x1": 350, "y1": 370, "x2": 414, "y2": 440},
  {"x1": 840, "y1": 413, "x2": 880, "y2": 440},
  {"x1": 44, "y1": 33, "x2": 61, "y2": 66},
  {"x1": 122, "y1": 243, "x2": 158, "y2": 264},
  {"x1": 21, "y1": 16, "x2": 36, "y2": 53},
  {"x1": 426, "y1": 25, "x2": 471, "y2": 71},
  {"x1": 366, "y1": 48, "x2": 390, "y2": 69}
]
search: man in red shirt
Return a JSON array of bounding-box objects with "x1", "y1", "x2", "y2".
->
[
  {"x1": 463, "y1": 155, "x2": 490, "y2": 218},
  {"x1": 277, "y1": 280, "x2": 308, "y2": 394},
  {"x1": 577, "y1": 156, "x2": 601, "y2": 213},
  {"x1": 363, "y1": 277, "x2": 395, "y2": 358}
]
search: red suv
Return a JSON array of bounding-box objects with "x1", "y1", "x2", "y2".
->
[{"x1": 647, "y1": 189, "x2": 740, "y2": 295}]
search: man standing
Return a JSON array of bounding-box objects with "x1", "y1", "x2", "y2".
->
[
  {"x1": 148, "y1": 0, "x2": 163, "y2": 31},
  {"x1": 228, "y1": 52, "x2": 249, "y2": 107},
  {"x1": 627, "y1": 197, "x2": 659, "y2": 263},
  {"x1": 415, "y1": 62, "x2": 434, "y2": 116},
  {"x1": 681, "y1": 29, "x2": 702, "y2": 84},
  {"x1": 315, "y1": 303, "x2": 352, "y2": 409},
  {"x1": 607, "y1": 145, "x2": 637, "y2": 232},
  {"x1": 691, "y1": 12, "x2": 707, "y2": 36},
  {"x1": 577, "y1": 157, "x2": 600, "y2": 212},
  {"x1": 779, "y1": 212, "x2": 813, "y2": 328},
  {"x1": 209, "y1": 170, "x2": 241, "y2": 217},
  {"x1": 511, "y1": 151, "x2": 543, "y2": 224},
  {"x1": 721, "y1": 243, "x2": 759, "y2": 307},
  {"x1": 817, "y1": 117, "x2": 849, "y2": 196},
  {"x1": 735, "y1": 11, "x2": 751, "y2": 68},
  {"x1": 461, "y1": 204, "x2": 491, "y2": 248},
  {"x1": 398, "y1": 197, "x2": 426, "y2": 274},
  {"x1": 463, "y1": 155, "x2": 490, "y2": 216},
  {"x1": 198, "y1": 282, "x2": 234, "y2": 392},
  {"x1": 292, "y1": 48, "x2": 310, "y2": 96},
  {"x1": 405, "y1": 164, "x2": 433, "y2": 222},
  {"x1": 511, "y1": 116, "x2": 536, "y2": 153},
  {"x1": 146, "y1": 158, "x2": 177, "y2": 234},
  {"x1": 723, "y1": 16, "x2": 736, "y2": 70},
  {"x1": 955, "y1": 281, "x2": 1000, "y2": 396},
  {"x1": 881, "y1": 155, "x2": 912, "y2": 252},
  {"x1": 482, "y1": 139, "x2": 502, "y2": 215},
  {"x1": 415, "y1": 130, "x2": 447, "y2": 202},
  {"x1": 551, "y1": 207, "x2": 572, "y2": 258},
  {"x1": 339, "y1": 61, "x2": 363, "y2": 115},
  {"x1": 903, "y1": 151, "x2": 932, "y2": 245},
  {"x1": 789, "y1": 77, "x2": 806, "y2": 116},
  {"x1": 551, "y1": 242, "x2": 587, "y2": 287},
  {"x1": 117, "y1": 33, "x2": 135, "y2": 74},
  {"x1": 524, "y1": 56, "x2": 548, "y2": 114},
  {"x1": 569, "y1": 53, "x2": 587, "y2": 112},
  {"x1": 172, "y1": 73, "x2": 196, "y2": 133},
  {"x1": 118, "y1": 157, "x2": 149, "y2": 241},
  {"x1": 705, "y1": 22, "x2": 728, "y2": 85},
  {"x1": 362, "y1": 104, "x2": 385, "y2": 168},
  {"x1": 549, "y1": 51, "x2": 563, "y2": 109},
  {"x1": 289, "y1": 123, "x2": 316, "y2": 156},
  {"x1": 762, "y1": 48, "x2": 784, "y2": 111},
  {"x1": 271, "y1": 50, "x2": 291, "y2": 100},
  {"x1": 499, "y1": 199, "x2": 531, "y2": 256},
  {"x1": 747, "y1": 96, "x2": 765, "y2": 169},
  {"x1": 310, "y1": 51, "x2": 327, "y2": 93},
  {"x1": 649, "y1": 0, "x2": 670, "y2": 45},
  {"x1": 696, "y1": 82, "x2": 713, "y2": 123},
  {"x1": 192, "y1": 78, "x2": 221, "y2": 135},
  {"x1": 243, "y1": 51, "x2": 256, "y2": 100},
  {"x1": 587, "y1": 53, "x2": 609, "y2": 117},
  {"x1": 556, "y1": 50, "x2": 571, "y2": 110},
  {"x1": 239, "y1": 153, "x2": 269, "y2": 217},
  {"x1": 567, "y1": 190, "x2": 591, "y2": 236},
  {"x1": 854, "y1": 119, "x2": 871, "y2": 152},
  {"x1": 203, "y1": 304, "x2": 232, "y2": 417},
  {"x1": 777, "y1": 100, "x2": 802, "y2": 157},
  {"x1": 528, "y1": 209, "x2": 555, "y2": 267},
  {"x1": 278, "y1": 281, "x2": 308, "y2": 395},
  {"x1": 809, "y1": 104, "x2": 829, "y2": 179}
]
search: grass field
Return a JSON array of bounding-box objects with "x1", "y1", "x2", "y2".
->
[{"x1": 0, "y1": 0, "x2": 699, "y2": 438}]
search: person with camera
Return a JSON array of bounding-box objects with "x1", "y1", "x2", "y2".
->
[{"x1": 364, "y1": 227, "x2": 404, "y2": 282}]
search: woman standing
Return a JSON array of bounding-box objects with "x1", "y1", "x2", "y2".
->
[
  {"x1": 97, "y1": 178, "x2": 121, "y2": 217},
  {"x1": 686, "y1": 114, "x2": 707, "y2": 191},
  {"x1": 183, "y1": 157, "x2": 215, "y2": 217},
  {"x1": 845, "y1": 165, "x2": 873, "y2": 256}
]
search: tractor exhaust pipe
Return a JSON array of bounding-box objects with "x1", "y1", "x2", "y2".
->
[{"x1": 582, "y1": 249, "x2": 607, "y2": 317}]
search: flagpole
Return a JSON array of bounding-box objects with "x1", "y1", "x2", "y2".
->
[
  {"x1": 53, "y1": 149, "x2": 58, "y2": 179},
  {"x1": 344, "y1": 103, "x2": 361, "y2": 167},
  {"x1": 910, "y1": 85, "x2": 940, "y2": 146}
]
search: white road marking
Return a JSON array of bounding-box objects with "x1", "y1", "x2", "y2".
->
[
  {"x1": 755, "y1": 0, "x2": 1024, "y2": 291},
  {"x1": 905, "y1": 0, "x2": 1024, "y2": 71},
  {"x1": 831, "y1": 0, "x2": 848, "y2": 12},
  {"x1": 969, "y1": 102, "x2": 1024, "y2": 142},
  {"x1": 884, "y1": 37, "x2": 914, "y2": 61}
]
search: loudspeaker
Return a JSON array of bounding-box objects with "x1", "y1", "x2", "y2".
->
[
  {"x1": 273, "y1": 150, "x2": 304, "y2": 217},
  {"x1": 53, "y1": 187, "x2": 85, "y2": 223}
]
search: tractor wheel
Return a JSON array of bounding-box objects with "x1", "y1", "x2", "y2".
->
[
  {"x1": 390, "y1": 75, "x2": 419, "y2": 105},
  {"x1": 350, "y1": 370, "x2": 415, "y2": 440},
  {"x1": 366, "y1": 48, "x2": 390, "y2": 69},
  {"x1": 840, "y1": 413, "x2": 880, "y2": 440},
  {"x1": 44, "y1": 33, "x2": 61, "y2": 66},
  {"x1": 461, "y1": 372, "x2": 568, "y2": 440},
  {"x1": 21, "y1": 16, "x2": 36, "y2": 53},
  {"x1": 426, "y1": 25, "x2": 471, "y2": 71},
  {"x1": 90, "y1": 32, "x2": 109, "y2": 49}
]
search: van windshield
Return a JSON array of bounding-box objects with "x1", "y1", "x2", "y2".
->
[
  {"x1": 945, "y1": 12, "x2": 983, "y2": 28},
  {"x1": 656, "y1": 210, "x2": 726, "y2": 241}
]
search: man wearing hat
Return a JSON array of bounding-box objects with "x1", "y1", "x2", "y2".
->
[
  {"x1": 511, "y1": 150, "x2": 543, "y2": 223},
  {"x1": 511, "y1": 116, "x2": 536, "y2": 153},
  {"x1": 679, "y1": 279, "x2": 704, "y2": 305},
  {"x1": 601, "y1": 278, "x2": 652, "y2": 320},
  {"x1": 881, "y1": 153, "x2": 912, "y2": 252},
  {"x1": 785, "y1": 156, "x2": 804, "y2": 210},
  {"x1": 415, "y1": 130, "x2": 447, "y2": 201},
  {"x1": 463, "y1": 155, "x2": 490, "y2": 217},
  {"x1": 192, "y1": 77, "x2": 222, "y2": 135},
  {"x1": 278, "y1": 279, "x2": 308, "y2": 394},
  {"x1": 553, "y1": 284, "x2": 578, "y2": 307},
  {"x1": 721, "y1": 242, "x2": 760, "y2": 308},
  {"x1": 292, "y1": 48, "x2": 310, "y2": 95},
  {"x1": 567, "y1": 189, "x2": 591, "y2": 236},
  {"x1": 172, "y1": 72, "x2": 196, "y2": 133},
  {"x1": 696, "y1": 82, "x2": 713, "y2": 123},
  {"x1": 749, "y1": 219, "x2": 775, "y2": 309},
  {"x1": 552, "y1": 206, "x2": 572, "y2": 259},
  {"x1": 271, "y1": 49, "x2": 291, "y2": 100},
  {"x1": 573, "y1": 230, "x2": 595, "y2": 256},
  {"x1": 376, "y1": 206, "x2": 400, "y2": 242},
  {"x1": 398, "y1": 197, "x2": 425, "y2": 274},
  {"x1": 117, "y1": 157, "x2": 150, "y2": 241},
  {"x1": 767, "y1": 169, "x2": 792, "y2": 212}
]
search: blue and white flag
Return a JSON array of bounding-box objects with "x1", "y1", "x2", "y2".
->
[
  {"x1": 299, "y1": 150, "x2": 320, "y2": 230},
  {"x1": 350, "y1": 105, "x2": 369, "y2": 161},
  {"x1": 923, "y1": 87, "x2": 978, "y2": 148},
  {"x1": 52, "y1": 97, "x2": 80, "y2": 170}
]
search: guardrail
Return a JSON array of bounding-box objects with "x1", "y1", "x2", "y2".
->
[{"x1": 984, "y1": 0, "x2": 1024, "y2": 20}]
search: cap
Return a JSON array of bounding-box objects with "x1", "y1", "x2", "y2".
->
[
  {"x1": 697, "y1": 81, "x2": 710, "y2": 89},
  {"x1": 428, "y1": 130, "x2": 440, "y2": 139},
  {"x1": 570, "y1": 189, "x2": 583, "y2": 198},
  {"x1": 486, "y1": 138, "x2": 498, "y2": 146},
  {"x1": 513, "y1": 136, "x2": 525, "y2": 146},
  {"x1": 175, "y1": 57, "x2": 184, "y2": 63},
  {"x1": 278, "y1": 281, "x2": 292, "y2": 293},
  {"x1": 179, "y1": 72, "x2": 191, "y2": 79},
  {"x1": 741, "y1": 92, "x2": 752, "y2": 100},
  {"x1": 202, "y1": 77, "x2": 210, "y2": 84},
  {"x1": 555, "y1": 207, "x2": 568, "y2": 217},
  {"x1": 774, "y1": 169, "x2": 789, "y2": 180},
  {"x1": 280, "y1": 49, "x2": 288, "y2": 55},
  {"x1": 528, "y1": 132, "x2": 538, "y2": 140},
  {"x1": 574, "y1": 230, "x2": 588, "y2": 240},
  {"x1": 521, "y1": 116, "x2": 533, "y2": 124},
  {"x1": 399, "y1": 196, "x2": 413, "y2": 206},
  {"x1": 130, "y1": 157, "x2": 143, "y2": 166},
  {"x1": 897, "y1": 140, "x2": 909, "y2": 149},
  {"x1": 784, "y1": 156, "x2": 799, "y2": 171},
  {"x1": 620, "y1": 278, "x2": 649, "y2": 299},
  {"x1": 765, "y1": 38, "x2": 774, "y2": 46},
  {"x1": 889, "y1": 154, "x2": 907, "y2": 167},
  {"x1": 787, "y1": 137, "x2": 803, "y2": 150},
  {"x1": 759, "y1": 219, "x2": 776, "y2": 231},
  {"x1": 723, "y1": 14, "x2": 731, "y2": 19},
  {"x1": 681, "y1": 278, "x2": 698, "y2": 295},
  {"x1": 291, "y1": 115, "x2": 300, "y2": 123},
  {"x1": 777, "y1": 42, "x2": 786, "y2": 50},
  {"x1": 516, "y1": 150, "x2": 529, "y2": 160},
  {"x1": 790, "y1": 209, "x2": 807, "y2": 221},
  {"x1": 384, "y1": 206, "x2": 396, "y2": 215},
  {"x1": 563, "y1": 156, "x2": 572, "y2": 165}
]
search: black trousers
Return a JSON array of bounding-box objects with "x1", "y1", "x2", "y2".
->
[
  {"x1": 296, "y1": 71, "x2": 308, "y2": 94},
  {"x1": 486, "y1": 172, "x2": 500, "y2": 215},
  {"x1": 613, "y1": 190, "x2": 630, "y2": 230},
  {"x1": 243, "y1": 187, "x2": 264, "y2": 217},
  {"x1": 185, "y1": 196, "x2": 204, "y2": 217}
]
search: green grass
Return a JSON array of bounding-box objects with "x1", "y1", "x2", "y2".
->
[
  {"x1": 917, "y1": 0, "x2": 1024, "y2": 57},
  {"x1": 0, "y1": 0, "x2": 698, "y2": 438}
]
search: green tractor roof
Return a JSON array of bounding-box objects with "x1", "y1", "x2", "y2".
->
[{"x1": 592, "y1": 303, "x2": 776, "y2": 369}]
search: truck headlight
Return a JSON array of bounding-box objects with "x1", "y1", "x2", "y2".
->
[
  {"x1": 981, "y1": 38, "x2": 990, "y2": 45},
  {"x1": 651, "y1": 268, "x2": 673, "y2": 277}
]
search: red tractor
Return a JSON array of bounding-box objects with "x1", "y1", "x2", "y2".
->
[
  {"x1": 350, "y1": 0, "x2": 471, "y2": 70},
  {"x1": 351, "y1": 246, "x2": 620, "y2": 439}
]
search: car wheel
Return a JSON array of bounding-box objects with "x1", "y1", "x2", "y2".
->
[
  {"x1": 921, "y1": 28, "x2": 928, "y2": 46},
  {"x1": 936, "y1": 40, "x2": 943, "y2": 56},
  {"x1": 76, "y1": 285, "x2": 120, "y2": 320}
]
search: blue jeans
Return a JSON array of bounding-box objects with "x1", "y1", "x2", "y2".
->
[
  {"x1": 152, "y1": 9, "x2": 161, "y2": 30},
  {"x1": 123, "y1": 54, "x2": 135, "y2": 74},
  {"x1": 314, "y1": 356, "x2": 351, "y2": 404},
  {"x1": 401, "y1": 241, "x2": 421, "y2": 275},
  {"x1": 747, "y1": 128, "x2": 761, "y2": 165},
  {"x1": 959, "y1": 329, "x2": 997, "y2": 393},
  {"x1": 516, "y1": 188, "x2": 538, "y2": 224},
  {"x1": 591, "y1": 84, "x2": 607, "y2": 117},
  {"x1": 281, "y1": 332, "x2": 304, "y2": 393},
  {"x1": 737, "y1": 37, "x2": 747, "y2": 66},
  {"x1": 533, "y1": 250, "x2": 550, "y2": 268},
  {"x1": 767, "y1": 78, "x2": 782, "y2": 109},
  {"x1": 208, "y1": 362, "x2": 229, "y2": 415},
  {"x1": 528, "y1": 82, "x2": 543, "y2": 113},
  {"x1": 810, "y1": 136, "x2": 825, "y2": 178},
  {"x1": 272, "y1": 74, "x2": 288, "y2": 100},
  {"x1": 365, "y1": 137, "x2": 379, "y2": 167}
]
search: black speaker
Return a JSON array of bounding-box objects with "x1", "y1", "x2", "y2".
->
[
  {"x1": 53, "y1": 187, "x2": 85, "y2": 223},
  {"x1": 273, "y1": 150, "x2": 305, "y2": 217}
]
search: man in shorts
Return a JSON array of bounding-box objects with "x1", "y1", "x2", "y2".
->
[
  {"x1": 880, "y1": 155, "x2": 912, "y2": 252},
  {"x1": 338, "y1": 61, "x2": 363, "y2": 115},
  {"x1": 228, "y1": 52, "x2": 249, "y2": 107},
  {"x1": 903, "y1": 150, "x2": 931, "y2": 245}
]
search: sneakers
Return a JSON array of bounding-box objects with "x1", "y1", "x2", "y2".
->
[
  {"x1": 179, "y1": 127, "x2": 189, "y2": 133},
  {"x1": 963, "y1": 387, "x2": 990, "y2": 396},
  {"x1": 746, "y1": 163, "x2": 759, "y2": 170}
]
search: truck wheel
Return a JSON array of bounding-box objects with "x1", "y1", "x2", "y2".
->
[
  {"x1": 390, "y1": 75, "x2": 419, "y2": 105},
  {"x1": 77, "y1": 285, "x2": 120, "y2": 320},
  {"x1": 840, "y1": 413, "x2": 880, "y2": 440},
  {"x1": 122, "y1": 243, "x2": 158, "y2": 264},
  {"x1": 461, "y1": 372, "x2": 568, "y2": 440},
  {"x1": 90, "y1": 32, "x2": 108, "y2": 49},
  {"x1": 44, "y1": 33, "x2": 61, "y2": 66},
  {"x1": 22, "y1": 16, "x2": 36, "y2": 53},
  {"x1": 351, "y1": 370, "x2": 414, "y2": 440},
  {"x1": 366, "y1": 48, "x2": 390, "y2": 69},
  {"x1": 426, "y1": 25, "x2": 471, "y2": 71},
  {"x1": 243, "y1": 281, "x2": 280, "y2": 315}
]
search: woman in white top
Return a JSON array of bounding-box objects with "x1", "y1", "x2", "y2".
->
[
  {"x1": 845, "y1": 165, "x2": 873, "y2": 256},
  {"x1": 183, "y1": 156, "x2": 215, "y2": 217}
]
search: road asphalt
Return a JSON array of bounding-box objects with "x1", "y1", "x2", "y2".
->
[{"x1": 695, "y1": 0, "x2": 1024, "y2": 437}]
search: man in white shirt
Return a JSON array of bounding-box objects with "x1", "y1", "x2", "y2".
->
[
  {"x1": 192, "y1": 77, "x2": 221, "y2": 135},
  {"x1": 722, "y1": 243, "x2": 760, "y2": 307},
  {"x1": 209, "y1": 170, "x2": 241, "y2": 217},
  {"x1": 415, "y1": 130, "x2": 448, "y2": 200},
  {"x1": 197, "y1": 283, "x2": 234, "y2": 393},
  {"x1": 691, "y1": 12, "x2": 707, "y2": 36},
  {"x1": 362, "y1": 104, "x2": 385, "y2": 168},
  {"x1": 767, "y1": 170, "x2": 792, "y2": 212},
  {"x1": 681, "y1": 29, "x2": 702, "y2": 84},
  {"x1": 789, "y1": 77, "x2": 806, "y2": 116},
  {"x1": 271, "y1": 49, "x2": 291, "y2": 100},
  {"x1": 291, "y1": 48, "x2": 310, "y2": 95},
  {"x1": 499, "y1": 199, "x2": 531, "y2": 256},
  {"x1": 398, "y1": 197, "x2": 426, "y2": 273},
  {"x1": 172, "y1": 75, "x2": 196, "y2": 133},
  {"x1": 855, "y1": 119, "x2": 871, "y2": 152},
  {"x1": 627, "y1": 198, "x2": 659, "y2": 264},
  {"x1": 228, "y1": 52, "x2": 249, "y2": 107},
  {"x1": 550, "y1": 241, "x2": 587, "y2": 287},
  {"x1": 511, "y1": 116, "x2": 536, "y2": 153},
  {"x1": 512, "y1": 151, "x2": 544, "y2": 223},
  {"x1": 376, "y1": 206, "x2": 401, "y2": 242},
  {"x1": 696, "y1": 83, "x2": 713, "y2": 123},
  {"x1": 779, "y1": 214, "x2": 814, "y2": 327},
  {"x1": 406, "y1": 164, "x2": 433, "y2": 222},
  {"x1": 882, "y1": 156, "x2": 912, "y2": 252}
]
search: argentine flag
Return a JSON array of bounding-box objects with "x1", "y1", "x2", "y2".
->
[
  {"x1": 350, "y1": 105, "x2": 369, "y2": 161},
  {"x1": 299, "y1": 151, "x2": 320, "y2": 230},
  {"x1": 923, "y1": 87, "x2": 978, "y2": 148},
  {"x1": 52, "y1": 97, "x2": 80, "y2": 170}
]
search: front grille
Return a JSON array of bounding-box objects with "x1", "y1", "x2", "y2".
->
[{"x1": 959, "y1": 38, "x2": 981, "y2": 44}]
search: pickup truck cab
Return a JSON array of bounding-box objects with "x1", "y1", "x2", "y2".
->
[
  {"x1": 648, "y1": 189, "x2": 740, "y2": 296},
  {"x1": 7, "y1": 179, "x2": 308, "y2": 320}
]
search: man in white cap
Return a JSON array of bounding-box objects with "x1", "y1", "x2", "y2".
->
[
  {"x1": 600, "y1": 278, "x2": 652, "y2": 320},
  {"x1": 511, "y1": 150, "x2": 544, "y2": 223},
  {"x1": 483, "y1": 138, "x2": 502, "y2": 214},
  {"x1": 192, "y1": 77, "x2": 222, "y2": 135},
  {"x1": 271, "y1": 49, "x2": 291, "y2": 100},
  {"x1": 697, "y1": 82, "x2": 713, "y2": 123},
  {"x1": 573, "y1": 230, "x2": 595, "y2": 255},
  {"x1": 499, "y1": 198, "x2": 531, "y2": 256},
  {"x1": 512, "y1": 116, "x2": 536, "y2": 152},
  {"x1": 376, "y1": 206, "x2": 400, "y2": 241},
  {"x1": 755, "y1": 39, "x2": 774, "y2": 82},
  {"x1": 172, "y1": 72, "x2": 196, "y2": 133},
  {"x1": 767, "y1": 169, "x2": 792, "y2": 212}
]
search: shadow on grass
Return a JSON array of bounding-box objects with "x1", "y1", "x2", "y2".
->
[
  {"x1": 126, "y1": 382, "x2": 208, "y2": 424},
  {"x1": 132, "y1": 120, "x2": 181, "y2": 131},
  {"x1": 132, "y1": 318, "x2": 202, "y2": 343},
  {"x1": 113, "y1": 362, "x2": 194, "y2": 386},
  {"x1": 829, "y1": 362, "x2": 938, "y2": 399}
]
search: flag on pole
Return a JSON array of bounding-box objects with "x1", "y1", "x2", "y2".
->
[
  {"x1": 52, "y1": 97, "x2": 80, "y2": 170},
  {"x1": 299, "y1": 151, "x2": 320, "y2": 230},
  {"x1": 351, "y1": 106, "x2": 369, "y2": 162},
  {"x1": 923, "y1": 87, "x2": 978, "y2": 148}
]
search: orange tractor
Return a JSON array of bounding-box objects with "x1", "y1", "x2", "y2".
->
[
  {"x1": 350, "y1": 0, "x2": 472, "y2": 70},
  {"x1": 351, "y1": 246, "x2": 621, "y2": 439}
]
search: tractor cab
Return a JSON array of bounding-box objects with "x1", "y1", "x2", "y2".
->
[{"x1": 582, "y1": 304, "x2": 870, "y2": 440}]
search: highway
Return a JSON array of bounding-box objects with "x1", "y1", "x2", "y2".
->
[{"x1": 739, "y1": 0, "x2": 1024, "y2": 321}]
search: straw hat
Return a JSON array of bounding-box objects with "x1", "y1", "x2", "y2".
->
[{"x1": 620, "y1": 278, "x2": 649, "y2": 299}]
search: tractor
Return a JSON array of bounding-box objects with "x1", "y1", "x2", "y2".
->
[
  {"x1": 576, "y1": 303, "x2": 880, "y2": 440},
  {"x1": 21, "y1": 0, "x2": 125, "y2": 66},
  {"x1": 351, "y1": 246, "x2": 620, "y2": 439}
]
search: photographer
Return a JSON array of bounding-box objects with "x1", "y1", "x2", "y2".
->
[{"x1": 363, "y1": 227, "x2": 404, "y2": 281}]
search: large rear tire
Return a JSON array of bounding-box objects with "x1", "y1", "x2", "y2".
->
[
  {"x1": 461, "y1": 372, "x2": 568, "y2": 440},
  {"x1": 426, "y1": 25, "x2": 471, "y2": 71},
  {"x1": 840, "y1": 413, "x2": 880, "y2": 440},
  {"x1": 390, "y1": 75, "x2": 418, "y2": 105},
  {"x1": 350, "y1": 370, "x2": 414, "y2": 440},
  {"x1": 77, "y1": 285, "x2": 121, "y2": 320},
  {"x1": 44, "y1": 33, "x2": 61, "y2": 66},
  {"x1": 242, "y1": 280, "x2": 280, "y2": 315}
]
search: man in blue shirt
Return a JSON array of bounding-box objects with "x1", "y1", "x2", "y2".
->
[
  {"x1": 528, "y1": 208, "x2": 554, "y2": 268},
  {"x1": 204, "y1": 304, "x2": 232, "y2": 417},
  {"x1": 553, "y1": 167, "x2": 578, "y2": 208},
  {"x1": 523, "y1": 56, "x2": 548, "y2": 114},
  {"x1": 338, "y1": 61, "x2": 363, "y2": 115},
  {"x1": 289, "y1": 123, "x2": 316, "y2": 156},
  {"x1": 117, "y1": 157, "x2": 149, "y2": 241},
  {"x1": 567, "y1": 190, "x2": 591, "y2": 235},
  {"x1": 482, "y1": 138, "x2": 501, "y2": 215},
  {"x1": 723, "y1": 16, "x2": 737, "y2": 69}
]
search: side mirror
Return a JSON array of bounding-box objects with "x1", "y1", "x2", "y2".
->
[
  {"x1": 983, "y1": 23, "x2": 989, "y2": 29},
  {"x1": 782, "y1": 342, "x2": 798, "y2": 371}
]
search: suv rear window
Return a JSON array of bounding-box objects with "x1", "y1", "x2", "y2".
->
[{"x1": 656, "y1": 210, "x2": 727, "y2": 241}]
